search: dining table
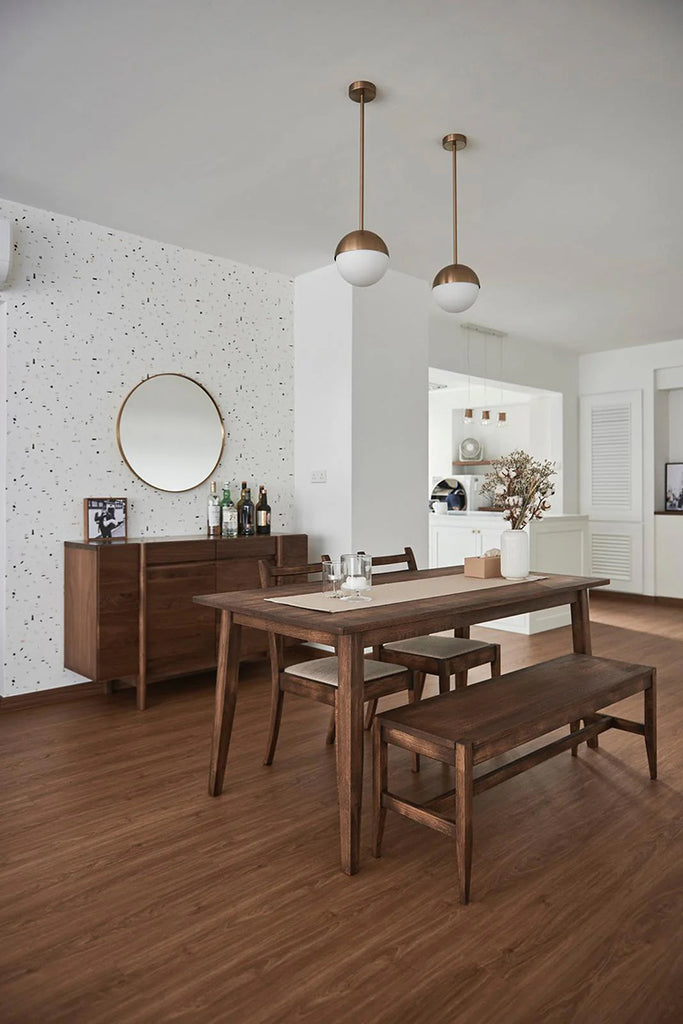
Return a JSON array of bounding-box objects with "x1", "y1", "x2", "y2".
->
[{"x1": 194, "y1": 565, "x2": 608, "y2": 875}]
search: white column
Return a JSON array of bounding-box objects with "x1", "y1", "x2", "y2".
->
[{"x1": 294, "y1": 265, "x2": 429, "y2": 567}]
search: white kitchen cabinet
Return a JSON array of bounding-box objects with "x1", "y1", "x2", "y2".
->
[
  {"x1": 429, "y1": 513, "x2": 589, "y2": 634},
  {"x1": 655, "y1": 514, "x2": 683, "y2": 598}
]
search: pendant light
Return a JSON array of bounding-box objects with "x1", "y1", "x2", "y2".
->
[
  {"x1": 432, "y1": 134, "x2": 480, "y2": 313},
  {"x1": 335, "y1": 81, "x2": 389, "y2": 287},
  {"x1": 481, "y1": 334, "x2": 490, "y2": 425},
  {"x1": 463, "y1": 325, "x2": 473, "y2": 423}
]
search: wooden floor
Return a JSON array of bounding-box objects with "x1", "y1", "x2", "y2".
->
[{"x1": 2, "y1": 593, "x2": 683, "y2": 1023}]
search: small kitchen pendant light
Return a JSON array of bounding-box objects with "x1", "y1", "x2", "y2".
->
[
  {"x1": 335, "y1": 81, "x2": 389, "y2": 287},
  {"x1": 432, "y1": 134, "x2": 480, "y2": 313}
]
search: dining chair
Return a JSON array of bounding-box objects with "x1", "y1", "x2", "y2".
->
[
  {"x1": 359, "y1": 547, "x2": 502, "y2": 731},
  {"x1": 257, "y1": 559, "x2": 413, "y2": 766}
]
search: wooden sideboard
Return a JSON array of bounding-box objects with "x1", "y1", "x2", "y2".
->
[{"x1": 64, "y1": 533, "x2": 308, "y2": 709}]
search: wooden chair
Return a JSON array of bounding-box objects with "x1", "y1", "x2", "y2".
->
[
  {"x1": 258, "y1": 559, "x2": 414, "y2": 766},
  {"x1": 360, "y1": 547, "x2": 501, "y2": 732}
]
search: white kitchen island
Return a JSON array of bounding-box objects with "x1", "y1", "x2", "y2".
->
[{"x1": 429, "y1": 512, "x2": 589, "y2": 634}]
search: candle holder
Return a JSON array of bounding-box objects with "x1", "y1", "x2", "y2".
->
[{"x1": 340, "y1": 553, "x2": 372, "y2": 601}]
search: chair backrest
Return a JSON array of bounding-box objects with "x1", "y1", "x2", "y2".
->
[
  {"x1": 258, "y1": 559, "x2": 324, "y2": 590},
  {"x1": 321, "y1": 547, "x2": 418, "y2": 575}
]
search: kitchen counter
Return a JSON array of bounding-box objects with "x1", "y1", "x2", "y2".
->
[{"x1": 429, "y1": 513, "x2": 589, "y2": 634}]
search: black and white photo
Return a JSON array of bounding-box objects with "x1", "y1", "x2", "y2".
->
[
  {"x1": 665, "y1": 463, "x2": 683, "y2": 511},
  {"x1": 84, "y1": 497, "x2": 127, "y2": 541}
]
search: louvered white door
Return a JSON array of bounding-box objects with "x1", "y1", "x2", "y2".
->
[
  {"x1": 580, "y1": 390, "x2": 643, "y2": 592},
  {"x1": 580, "y1": 391, "x2": 642, "y2": 521}
]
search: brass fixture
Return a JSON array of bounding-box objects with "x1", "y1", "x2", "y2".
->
[
  {"x1": 334, "y1": 81, "x2": 389, "y2": 286},
  {"x1": 432, "y1": 133, "x2": 480, "y2": 313}
]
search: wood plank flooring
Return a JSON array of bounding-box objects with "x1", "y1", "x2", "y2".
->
[{"x1": 1, "y1": 592, "x2": 683, "y2": 1023}]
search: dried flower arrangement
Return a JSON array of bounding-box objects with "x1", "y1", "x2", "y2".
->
[{"x1": 480, "y1": 450, "x2": 556, "y2": 529}]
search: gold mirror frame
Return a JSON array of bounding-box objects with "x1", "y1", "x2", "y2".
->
[{"x1": 116, "y1": 373, "x2": 225, "y2": 492}]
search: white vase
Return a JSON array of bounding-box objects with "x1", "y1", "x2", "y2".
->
[{"x1": 500, "y1": 529, "x2": 529, "y2": 580}]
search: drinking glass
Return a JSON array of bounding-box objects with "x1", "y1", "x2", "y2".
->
[
  {"x1": 340, "y1": 553, "x2": 372, "y2": 601},
  {"x1": 322, "y1": 559, "x2": 343, "y2": 599}
]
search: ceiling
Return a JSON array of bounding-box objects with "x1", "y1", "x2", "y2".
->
[{"x1": 2, "y1": 0, "x2": 682, "y2": 353}]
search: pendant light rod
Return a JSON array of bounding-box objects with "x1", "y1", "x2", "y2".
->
[
  {"x1": 451, "y1": 142, "x2": 457, "y2": 265},
  {"x1": 359, "y1": 90, "x2": 365, "y2": 230},
  {"x1": 442, "y1": 133, "x2": 467, "y2": 266},
  {"x1": 349, "y1": 81, "x2": 376, "y2": 230}
]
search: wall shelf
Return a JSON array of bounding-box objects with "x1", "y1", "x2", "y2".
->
[{"x1": 452, "y1": 460, "x2": 492, "y2": 467}]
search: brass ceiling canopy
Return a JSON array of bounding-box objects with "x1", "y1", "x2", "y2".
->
[
  {"x1": 432, "y1": 133, "x2": 480, "y2": 313},
  {"x1": 334, "y1": 80, "x2": 390, "y2": 287}
]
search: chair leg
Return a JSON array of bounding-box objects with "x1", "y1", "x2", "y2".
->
[
  {"x1": 372, "y1": 720, "x2": 388, "y2": 858},
  {"x1": 453, "y1": 670, "x2": 468, "y2": 691},
  {"x1": 438, "y1": 665, "x2": 452, "y2": 694},
  {"x1": 263, "y1": 686, "x2": 285, "y2": 766},
  {"x1": 491, "y1": 644, "x2": 501, "y2": 677},
  {"x1": 326, "y1": 707, "x2": 336, "y2": 746},
  {"x1": 411, "y1": 671, "x2": 426, "y2": 772},
  {"x1": 644, "y1": 670, "x2": 657, "y2": 780},
  {"x1": 365, "y1": 699, "x2": 379, "y2": 730},
  {"x1": 454, "y1": 742, "x2": 474, "y2": 904}
]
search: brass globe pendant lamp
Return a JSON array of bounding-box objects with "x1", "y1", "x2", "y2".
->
[
  {"x1": 432, "y1": 133, "x2": 480, "y2": 313},
  {"x1": 335, "y1": 81, "x2": 389, "y2": 287}
]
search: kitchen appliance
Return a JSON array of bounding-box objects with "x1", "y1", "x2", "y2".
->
[
  {"x1": 459, "y1": 474, "x2": 487, "y2": 511},
  {"x1": 430, "y1": 477, "x2": 467, "y2": 512}
]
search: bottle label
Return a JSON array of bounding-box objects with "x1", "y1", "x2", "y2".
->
[
  {"x1": 256, "y1": 510, "x2": 270, "y2": 527},
  {"x1": 208, "y1": 506, "x2": 221, "y2": 527}
]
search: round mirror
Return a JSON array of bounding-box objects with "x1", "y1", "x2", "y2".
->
[{"x1": 116, "y1": 374, "x2": 224, "y2": 492}]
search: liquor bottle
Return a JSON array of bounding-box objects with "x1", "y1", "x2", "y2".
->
[
  {"x1": 255, "y1": 486, "x2": 271, "y2": 535},
  {"x1": 207, "y1": 481, "x2": 221, "y2": 538},
  {"x1": 235, "y1": 481, "x2": 247, "y2": 535},
  {"x1": 220, "y1": 484, "x2": 238, "y2": 538},
  {"x1": 240, "y1": 487, "x2": 255, "y2": 536}
]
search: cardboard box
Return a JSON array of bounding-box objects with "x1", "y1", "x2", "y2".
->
[{"x1": 464, "y1": 555, "x2": 502, "y2": 578}]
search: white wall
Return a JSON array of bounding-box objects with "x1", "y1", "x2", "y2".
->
[
  {"x1": 579, "y1": 337, "x2": 683, "y2": 594},
  {"x1": 669, "y1": 389, "x2": 683, "y2": 461},
  {"x1": 294, "y1": 266, "x2": 429, "y2": 569},
  {"x1": 293, "y1": 267, "x2": 353, "y2": 561},
  {"x1": 0, "y1": 198, "x2": 294, "y2": 696},
  {"x1": 429, "y1": 311, "x2": 578, "y2": 513}
]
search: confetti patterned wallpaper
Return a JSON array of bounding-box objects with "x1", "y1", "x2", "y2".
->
[{"x1": 0, "y1": 198, "x2": 294, "y2": 695}]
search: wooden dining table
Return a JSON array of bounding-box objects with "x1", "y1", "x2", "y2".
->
[{"x1": 195, "y1": 566, "x2": 608, "y2": 875}]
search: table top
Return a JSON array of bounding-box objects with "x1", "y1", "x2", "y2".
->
[{"x1": 194, "y1": 567, "x2": 609, "y2": 639}]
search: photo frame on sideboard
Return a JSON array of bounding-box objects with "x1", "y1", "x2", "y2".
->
[
  {"x1": 665, "y1": 463, "x2": 683, "y2": 511},
  {"x1": 84, "y1": 498, "x2": 128, "y2": 541}
]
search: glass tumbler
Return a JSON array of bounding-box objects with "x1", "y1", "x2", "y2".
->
[
  {"x1": 340, "y1": 553, "x2": 372, "y2": 601},
  {"x1": 322, "y1": 559, "x2": 343, "y2": 598}
]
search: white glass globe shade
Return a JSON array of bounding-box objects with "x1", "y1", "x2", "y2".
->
[
  {"x1": 335, "y1": 249, "x2": 389, "y2": 287},
  {"x1": 432, "y1": 280, "x2": 480, "y2": 313}
]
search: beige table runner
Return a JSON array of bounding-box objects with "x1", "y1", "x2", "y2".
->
[{"x1": 266, "y1": 573, "x2": 545, "y2": 614}]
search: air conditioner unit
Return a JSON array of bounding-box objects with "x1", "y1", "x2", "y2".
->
[{"x1": 0, "y1": 218, "x2": 12, "y2": 287}]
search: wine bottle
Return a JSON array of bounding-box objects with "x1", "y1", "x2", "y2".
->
[
  {"x1": 220, "y1": 484, "x2": 238, "y2": 538},
  {"x1": 207, "y1": 481, "x2": 221, "y2": 538},
  {"x1": 240, "y1": 487, "x2": 255, "y2": 537},
  {"x1": 256, "y1": 486, "x2": 271, "y2": 535},
  {"x1": 235, "y1": 481, "x2": 247, "y2": 536}
]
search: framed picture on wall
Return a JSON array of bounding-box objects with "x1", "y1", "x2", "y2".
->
[
  {"x1": 84, "y1": 498, "x2": 128, "y2": 541},
  {"x1": 665, "y1": 463, "x2": 683, "y2": 511}
]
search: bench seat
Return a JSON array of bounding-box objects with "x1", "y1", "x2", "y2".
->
[{"x1": 372, "y1": 653, "x2": 657, "y2": 904}]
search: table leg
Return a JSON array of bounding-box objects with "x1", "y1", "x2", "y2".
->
[
  {"x1": 571, "y1": 589, "x2": 598, "y2": 748},
  {"x1": 208, "y1": 610, "x2": 242, "y2": 797},
  {"x1": 336, "y1": 633, "x2": 365, "y2": 875}
]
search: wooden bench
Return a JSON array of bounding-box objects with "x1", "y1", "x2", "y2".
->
[{"x1": 372, "y1": 653, "x2": 657, "y2": 904}]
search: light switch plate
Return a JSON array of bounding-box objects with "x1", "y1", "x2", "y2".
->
[{"x1": 311, "y1": 470, "x2": 327, "y2": 484}]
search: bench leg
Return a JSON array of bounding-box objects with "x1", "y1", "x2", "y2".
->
[
  {"x1": 455, "y1": 742, "x2": 474, "y2": 905},
  {"x1": 491, "y1": 645, "x2": 501, "y2": 678},
  {"x1": 372, "y1": 720, "x2": 388, "y2": 858},
  {"x1": 645, "y1": 670, "x2": 657, "y2": 780},
  {"x1": 570, "y1": 719, "x2": 581, "y2": 757}
]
